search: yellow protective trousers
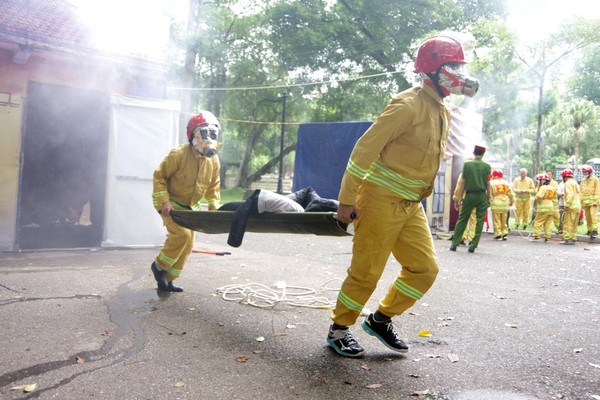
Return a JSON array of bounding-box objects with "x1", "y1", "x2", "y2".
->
[
  {"x1": 552, "y1": 203, "x2": 560, "y2": 230},
  {"x1": 155, "y1": 215, "x2": 195, "y2": 281},
  {"x1": 562, "y1": 208, "x2": 580, "y2": 241},
  {"x1": 515, "y1": 198, "x2": 531, "y2": 227},
  {"x1": 462, "y1": 210, "x2": 477, "y2": 242},
  {"x1": 492, "y1": 211, "x2": 509, "y2": 237},
  {"x1": 331, "y1": 186, "x2": 439, "y2": 327},
  {"x1": 583, "y1": 205, "x2": 598, "y2": 232},
  {"x1": 533, "y1": 211, "x2": 553, "y2": 239}
]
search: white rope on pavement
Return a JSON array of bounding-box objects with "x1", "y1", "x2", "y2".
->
[{"x1": 215, "y1": 278, "x2": 344, "y2": 309}]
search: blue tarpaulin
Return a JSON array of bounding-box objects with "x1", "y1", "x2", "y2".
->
[{"x1": 292, "y1": 122, "x2": 372, "y2": 199}]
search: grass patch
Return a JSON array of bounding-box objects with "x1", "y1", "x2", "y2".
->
[{"x1": 220, "y1": 187, "x2": 245, "y2": 204}]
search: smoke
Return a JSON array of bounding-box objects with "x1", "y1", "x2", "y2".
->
[
  {"x1": 71, "y1": 0, "x2": 173, "y2": 61},
  {"x1": 506, "y1": 0, "x2": 600, "y2": 43}
]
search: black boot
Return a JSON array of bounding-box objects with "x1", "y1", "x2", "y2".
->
[
  {"x1": 151, "y1": 262, "x2": 168, "y2": 290},
  {"x1": 166, "y1": 281, "x2": 183, "y2": 292}
]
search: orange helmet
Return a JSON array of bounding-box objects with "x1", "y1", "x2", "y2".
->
[
  {"x1": 581, "y1": 165, "x2": 593, "y2": 174},
  {"x1": 414, "y1": 36, "x2": 466, "y2": 74},
  {"x1": 491, "y1": 169, "x2": 503, "y2": 179},
  {"x1": 561, "y1": 169, "x2": 573, "y2": 178}
]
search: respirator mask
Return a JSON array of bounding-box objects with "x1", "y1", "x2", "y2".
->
[
  {"x1": 192, "y1": 124, "x2": 221, "y2": 158},
  {"x1": 437, "y1": 63, "x2": 479, "y2": 97}
]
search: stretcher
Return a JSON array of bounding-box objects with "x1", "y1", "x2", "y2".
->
[{"x1": 171, "y1": 210, "x2": 352, "y2": 237}]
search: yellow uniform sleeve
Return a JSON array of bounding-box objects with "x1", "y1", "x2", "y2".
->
[{"x1": 338, "y1": 85, "x2": 449, "y2": 205}]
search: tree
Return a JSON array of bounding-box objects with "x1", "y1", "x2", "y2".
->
[
  {"x1": 513, "y1": 18, "x2": 600, "y2": 173},
  {"x1": 570, "y1": 43, "x2": 600, "y2": 105},
  {"x1": 568, "y1": 99, "x2": 596, "y2": 171},
  {"x1": 171, "y1": 0, "x2": 513, "y2": 188},
  {"x1": 544, "y1": 95, "x2": 599, "y2": 171}
]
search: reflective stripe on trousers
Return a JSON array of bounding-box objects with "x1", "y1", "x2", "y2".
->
[
  {"x1": 155, "y1": 215, "x2": 195, "y2": 281},
  {"x1": 331, "y1": 186, "x2": 439, "y2": 326}
]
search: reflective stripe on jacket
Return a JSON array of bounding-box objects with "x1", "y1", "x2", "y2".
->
[
  {"x1": 512, "y1": 176, "x2": 535, "y2": 200},
  {"x1": 490, "y1": 178, "x2": 514, "y2": 212},
  {"x1": 580, "y1": 175, "x2": 600, "y2": 206},
  {"x1": 535, "y1": 185, "x2": 554, "y2": 213},
  {"x1": 153, "y1": 144, "x2": 221, "y2": 211},
  {"x1": 339, "y1": 84, "x2": 450, "y2": 204},
  {"x1": 563, "y1": 178, "x2": 581, "y2": 210}
]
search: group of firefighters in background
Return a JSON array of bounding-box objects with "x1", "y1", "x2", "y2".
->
[{"x1": 454, "y1": 164, "x2": 600, "y2": 245}]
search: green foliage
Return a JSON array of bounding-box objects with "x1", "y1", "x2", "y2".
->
[
  {"x1": 169, "y1": 0, "x2": 600, "y2": 188},
  {"x1": 570, "y1": 43, "x2": 600, "y2": 105}
]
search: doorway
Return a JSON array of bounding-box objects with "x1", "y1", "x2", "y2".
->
[{"x1": 17, "y1": 82, "x2": 110, "y2": 249}]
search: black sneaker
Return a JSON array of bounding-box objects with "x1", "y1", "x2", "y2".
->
[
  {"x1": 362, "y1": 314, "x2": 408, "y2": 353},
  {"x1": 502, "y1": 235, "x2": 507, "y2": 240},
  {"x1": 449, "y1": 245, "x2": 457, "y2": 251},
  {"x1": 327, "y1": 325, "x2": 365, "y2": 357},
  {"x1": 468, "y1": 246, "x2": 475, "y2": 253}
]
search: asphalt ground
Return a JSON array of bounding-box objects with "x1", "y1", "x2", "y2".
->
[{"x1": 0, "y1": 230, "x2": 599, "y2": 400}]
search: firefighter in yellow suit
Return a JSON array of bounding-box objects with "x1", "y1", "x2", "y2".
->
[
  {"x1": 151, "y1": 111, "x2": 221, "y2": 292},
  {"x1": 452, "y1": 171, "x2": 477, "y2": 245},
  {"x1": 580, "y1": 164, "x2": 599, "y2": 238},
  {"x1": 560, "y1": 169, "x2": 581, "y2": 245},
  {"x1": 512, "y1": 168, "x2": 535, "y2": 230},
  {"x1": 546, "y1": 169, "x2": 560, "y2": 232},
  {"x1": 327, "y1": 35, "x2": 479, "y2": 358},
  {"x1": 531, "y1": 173, "x2": 555, "y2": 241},
  {"x1": 489, "y1": 169, "x2": 514, "y2": 240}
]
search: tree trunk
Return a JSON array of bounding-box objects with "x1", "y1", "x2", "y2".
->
[
  {"x1": 574, "y1": 127, "x2": 580, "y2": 173},
  {"x1": 236, "y1": 127, "x2": 264, "y2": 188},
  {"x1": 243, "y1": 144, "x2": 297, "y2": 187}
]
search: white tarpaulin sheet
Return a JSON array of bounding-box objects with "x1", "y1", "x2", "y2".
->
[
  {"x1": 446, "y1": 105, "x2": 484, "y2": 159},
  {"x1": 102, "y1": 95, "x2": 180, "y2": 247}
]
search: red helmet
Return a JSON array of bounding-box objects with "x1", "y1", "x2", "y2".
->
[
  {"x1": 491, "y1": 169, "x2": 503, "y2": 179},
  {"x1": 537, "y1": 173, "x2": 549, "y2": 182},
  {"x1": 561, "y1": 169, "x2": 573, "y2": 178},
  {"x1": 186, "y1": 111, "x2": 220, "y2": 141},
  {"x1": 414, "y1": 36, "x2": 466, "y2": 73},
  {"x1": 581, "y1": 164, "x2": 593, "y2": 174}
]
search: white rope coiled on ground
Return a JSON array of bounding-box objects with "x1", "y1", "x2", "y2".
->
[{"x1": 215, "y1": 278, "x2": 343, "y2": 309}]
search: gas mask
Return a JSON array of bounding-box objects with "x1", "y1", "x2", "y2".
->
[
  {"x1": 191, "y1": 124, "x2": 221, "y2": 157},
  {"x1": 437, "y1": 63, "x2": 479, "y2": 97}
]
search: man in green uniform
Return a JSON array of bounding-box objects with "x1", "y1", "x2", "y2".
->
[{"x1": 450, "y1": 145, "x2": 491, "y2": 253}]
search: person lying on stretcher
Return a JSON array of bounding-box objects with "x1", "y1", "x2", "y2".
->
[{"x1": 218, "y1": 187, "x2": 339, "y2": 214}]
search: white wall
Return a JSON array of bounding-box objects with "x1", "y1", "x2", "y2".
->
[{"x1": 102, "y1": 95, "x2": 180, "y2": 247}]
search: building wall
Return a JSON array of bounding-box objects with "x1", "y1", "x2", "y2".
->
[
  {"x1": 0, "y1": 47, "x2": 166, "y2": 250},
  {"x1": 0, "y1": 83, "x2": 22, "y2": 249}
]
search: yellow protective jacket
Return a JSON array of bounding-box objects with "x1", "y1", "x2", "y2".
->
[
  {"x1": 580, "y1": 175, "x2": 600, "y2": 206},
  {"x1": 452, "y1": 173, "x2": 465, "y2": 203},
  {"x1": 535, "y1": 184, "x2": 555, "y2": 213},
  {"x1": 152, "y1": 144, "x2": 221, "y2": 211},
  {"x1": 548, "y1": 179, "x2": 559, "y2": 205},
  {"x1": 490, "y1": 178, "x2": 514, "y2": 212},
  {"x1": 338, "y1": 84, "x2": 450, "y2": 204},
  {"x1": 512, "y1": 176, "x2": 535, "y2": 200},
  {"x1": 563, "y1": 178, "x2": 581, "y2": 210}
]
